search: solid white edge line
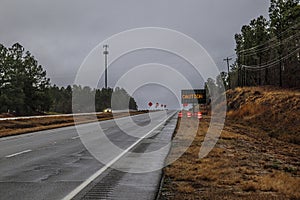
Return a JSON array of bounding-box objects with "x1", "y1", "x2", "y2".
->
[
  {"x1": 62, "y1": 111, "x2": 176, "y2": 200},
  {"x1": 5, "y1": 149, "x2": 32, "y2": 158}
]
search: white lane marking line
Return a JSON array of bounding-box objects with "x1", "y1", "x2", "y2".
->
[
  {"x1": 5, "y1": 149, "x2": 32, "y2": 158},
  {"x1": 72, "y1": 136, "x2": 80, "y2": 140},
  {"x1": 62, "y1": 111, "x2": 176, "y2": 200}
]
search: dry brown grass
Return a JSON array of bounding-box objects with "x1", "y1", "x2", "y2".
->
[
  {"x1": 159, "y1": 112, "x2": 300, "y2": 199},
  {"x1": 0, "y1": 111, "x2": 146, "y2": 137},
  {"x1": 239, "y1": 171, "x2": 300, "y2": 198},
  {"x1": 226, "y1": 86, "x2": 300, "y2": 144},
  {"x1": 227, "y1": 103, "x2": 268, "y2": 120},
  {"x1": 258, "y1": 172, "x2": 300, "y2": 195},
  {"x1": 176, "y1": 182, "x2": 196, "y2": 193}
]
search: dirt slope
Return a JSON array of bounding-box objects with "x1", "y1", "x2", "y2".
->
[{"x1": 226, "y1": 86, "x2": 300, "y2": 144}]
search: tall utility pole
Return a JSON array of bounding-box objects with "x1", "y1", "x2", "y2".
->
[
  {"x1": 103, "y1": 45, "x2": 109, "y2": 89},
  {"x1": 223, "y1": 57, "x2": 232, "y2": 89}
]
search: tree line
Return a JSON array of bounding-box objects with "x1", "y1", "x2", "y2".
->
[
  {"x1": 227, "y1": 0, "x2": 299, "y2": 89},
  {"x1": 0, "y1": 43, "x2": 137, "y2": 115}
]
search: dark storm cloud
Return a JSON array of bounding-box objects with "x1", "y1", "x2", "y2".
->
[{"x1": 0, "y1": 0, "x2": 269, "y2": 108}]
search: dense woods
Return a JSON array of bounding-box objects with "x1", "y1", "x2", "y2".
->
[
  {"x1": 0, "y1": 43, "x2": 137, "y2": 115},
  {"x1": 213, "y1": 0, "x2": 300, "y2": 90},
  {"x1": 232, "y1": 0, "x2": 300, "y2": 88}
]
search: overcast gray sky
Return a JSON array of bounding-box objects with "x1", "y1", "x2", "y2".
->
[{"x1": 0, "y1": 0, "x2": 269, "y2": 109}]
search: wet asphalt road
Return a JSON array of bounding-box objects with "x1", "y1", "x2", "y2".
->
[{"x1": 0, "y1": 111, "x2": 177, "y2": 200}]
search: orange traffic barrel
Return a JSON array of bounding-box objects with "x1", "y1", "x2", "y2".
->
[
  {"x1": 178, "y1": 112, "x2": 183, "y2": 118},
  {"x1": 197, "y1": 112, "x2": 203, "y2": 120},
  {"x1": 187, "y1": 112, "x2": 192, "y2": 118}
]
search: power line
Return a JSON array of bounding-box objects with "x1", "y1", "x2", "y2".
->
[
  {"x1": 241, "y1": 47, "x2": 300, "y2": 71},
  {"x1": 238, "y1": 32, "x2": 300, "y2": 57},
  {"x1": 236, "y1": 22, "x2": 300, "y2": 55},
  {"x1": 234, "y1": 36, "x2": 299, "y2": 71},
  {"x1": 225, "y1": 22, "x2": 300, "y2": 59},
  {"x1": 242, "y1": 47, "x2": 298, "y2": 69}
]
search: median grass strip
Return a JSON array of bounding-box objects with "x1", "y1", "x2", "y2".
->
[{"x1": 0, "y1": 111, "x2": 146, "y2": 137}]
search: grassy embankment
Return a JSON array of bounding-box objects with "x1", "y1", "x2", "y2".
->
[
  {"x1": 0, "y1": 111, "x2": 147, "y2": 137},
  {"x1": 159, "y1": 86, "x2": 300, "y2": 200}
]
